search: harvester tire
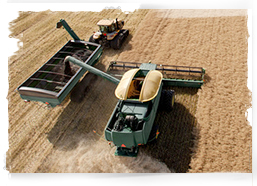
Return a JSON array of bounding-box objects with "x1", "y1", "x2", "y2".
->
[
  {"x1": 159, "y1": 90, "x2": 175, "y2": 111},
  {"x1": 148, "y1": 125, "x2": 159, "y2": 144}
]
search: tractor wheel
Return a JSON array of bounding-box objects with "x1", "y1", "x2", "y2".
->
[
  {"x1": 89, "y1": 35, "x2": 99, "y2": 44},
  {"x1": 159, "y1": 90, "x2": 175, "y2": 111},
  {"x1": 111, "y1": 34, "x2": 122, "y2": 49},
  {"x1": 123, "y1": 29, "x2": 129, "y2": 37}
]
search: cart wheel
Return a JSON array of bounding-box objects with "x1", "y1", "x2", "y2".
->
[{"x1": 89, "y1": 35, "x2": 99, "y2": 44}]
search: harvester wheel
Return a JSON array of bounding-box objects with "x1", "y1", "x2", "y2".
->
[
  {"x1": 159, "y1": 90, "x2": 175, "y2": 111},
  {"x1": 148, "y1": 125, "x2": 159, "y2": 143}
]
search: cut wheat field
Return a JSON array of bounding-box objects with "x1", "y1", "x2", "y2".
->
[{"x1": 7, "y1": 9, "x2": 251, "y2": 173}]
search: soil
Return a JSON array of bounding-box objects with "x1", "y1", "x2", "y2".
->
[{"x1": 6, "y1": 9, "x2": 251, "y2": 173}]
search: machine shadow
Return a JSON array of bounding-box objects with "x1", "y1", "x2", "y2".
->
[
  {"x1": 100, "y1": 34, "x2": 133, "y2": 58},
  {"x1": 141, "y1": 99, "x2": 199, "y2": 173},
  {"x1": 46, "y1": 33, "x2": 133, "y2": 152},
  {"x1": 47, "y1": 63, "x2": 117, "y2": 151},
  {"x1": 120, "y1": 34, "x2": 133, "y2": 51}
]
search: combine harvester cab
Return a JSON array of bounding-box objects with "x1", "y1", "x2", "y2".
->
[
  {"x1": 63, "y1": 57, "x2": 205, "y2": 157},
  {"x1": 17, "y1": 19, "x2": 103, "y2": 107}
]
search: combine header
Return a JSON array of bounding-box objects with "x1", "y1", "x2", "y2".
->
[
  {"x1": 107, "y1": 61, "x2": 205, "y2": 88},
  {"x1": 63, "y1": 56, "x2": 205, "y2": 157}
]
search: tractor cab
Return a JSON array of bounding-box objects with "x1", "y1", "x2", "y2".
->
[
  {"x1": 89, "y1": 18, "x2": 128, "y2": 49},
  {"x1": 97, "y1": 18, "x2": 124, "y2": 33},
  {"x1": 92, "y1": 19, "x2": 125, "y2": 41}
]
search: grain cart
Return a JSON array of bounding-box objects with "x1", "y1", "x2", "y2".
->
[
  {"x1": 64, "y1": 56, "x2": 205, "y2": 157},
  {"x1": 89, "y1": 18, "x2": 129, "y2": 49},
  {"x1": 17, "y1": 19, "x2": 103, "y2": 107}
]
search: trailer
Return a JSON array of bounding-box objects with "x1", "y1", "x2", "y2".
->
[
  {"x1": 17, "y1": 40, "x2": 103, "y2": 107},
  {"x1": 17, "y1": 19, "x2": 103, "y2": 107}
]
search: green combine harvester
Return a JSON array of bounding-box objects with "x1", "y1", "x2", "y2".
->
[{"x1": 63, "y1": 56, "x2": 205, "y2": 157}]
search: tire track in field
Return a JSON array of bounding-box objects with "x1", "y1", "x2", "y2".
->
[
  {"x1": 7, "y1": 104, "x2": 63, "y2": 171},
  {"x1": 141, "y1": 10, "x2": 172, "y2": 56},
  {"x1": 137, "y1": 10, "x2": 172, "y2": 62}
]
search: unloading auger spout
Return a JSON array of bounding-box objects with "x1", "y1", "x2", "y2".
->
[
  {"x1": 56, "y1": 19, "x2": 81, "y2": 41},
  {"x1": 64, "y1": 56, "x2": 120, "y2": 85}
]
